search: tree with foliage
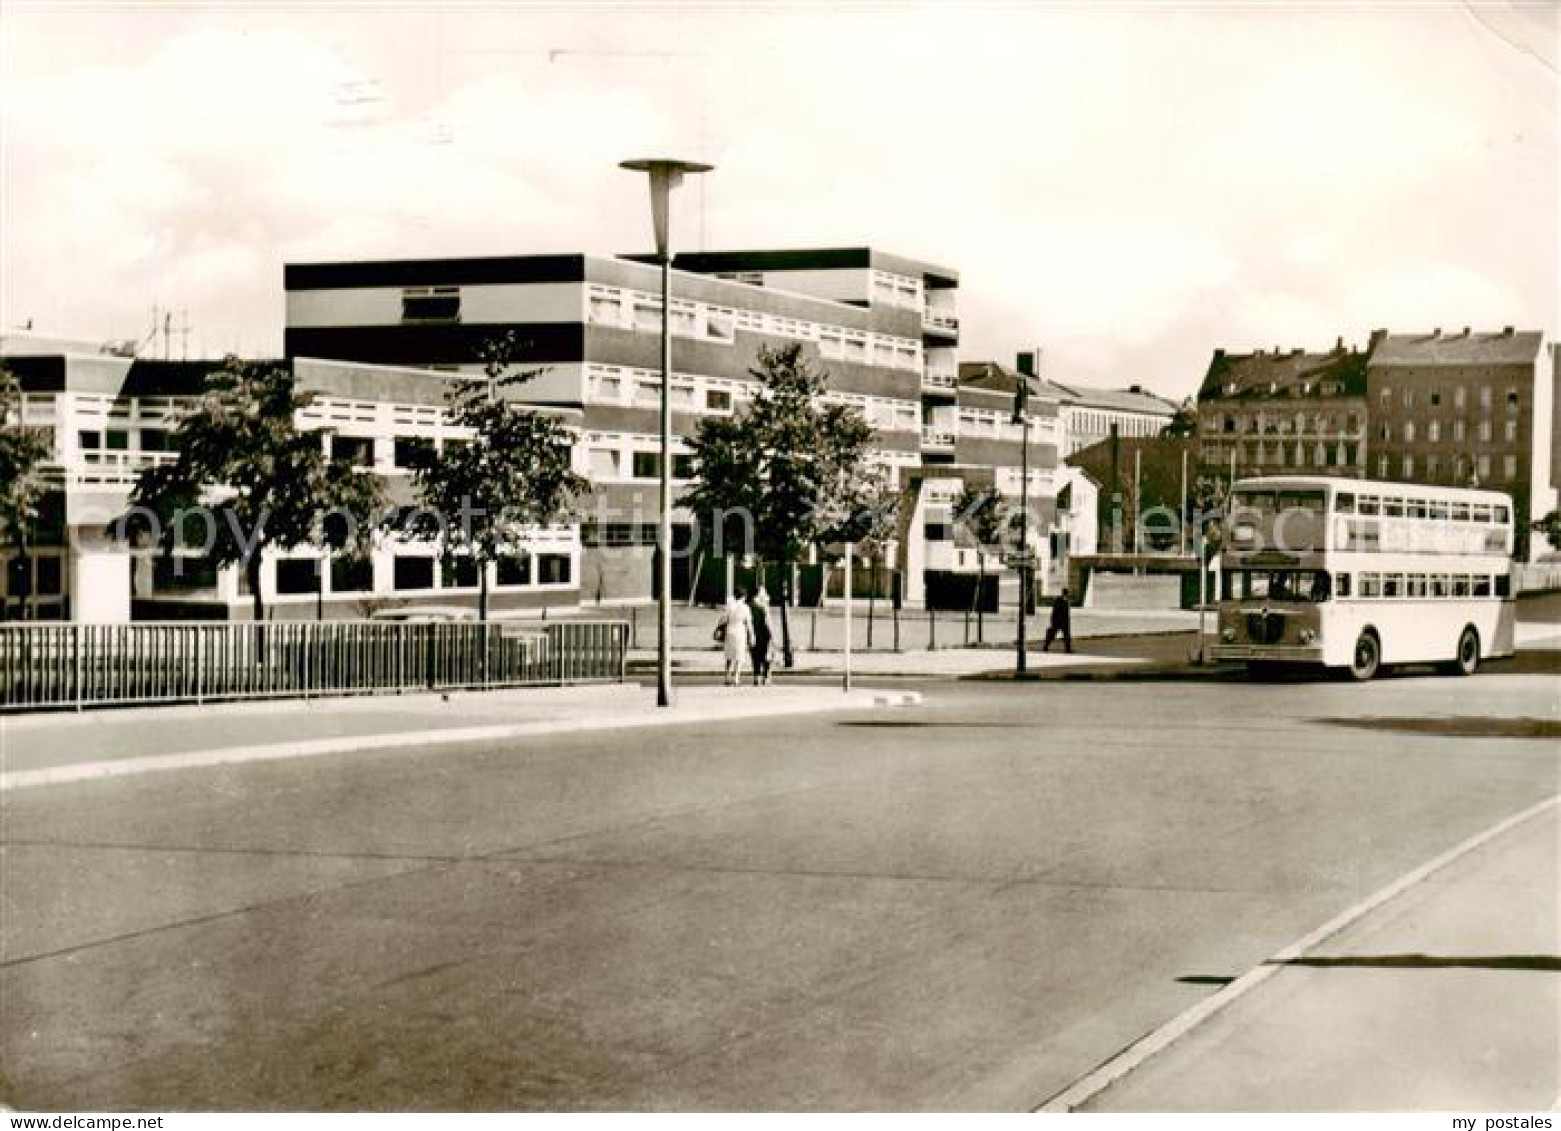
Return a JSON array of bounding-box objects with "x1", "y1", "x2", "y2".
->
[
  {"x1": 952, "y1": 481, "x2": 1009, "y2": 643},
  {"x1": 1160, "y1": 398, "x2": 1198, "y2": 438},
  {"x1": 683, "y1": 342, "x2": 878, "y2": 668},
  {"x1": 0, "y1": 364, "x2": 55, "y2": 620},
  {"x1": 1534, "y1": 509, "x2": 1561, "y2": 554},
  {"x1": 128, "y1": 358, "x2": 385, "y2": 623},
  {"x1": 402, "y1": 332, "x2": 589, "y2": 621}
]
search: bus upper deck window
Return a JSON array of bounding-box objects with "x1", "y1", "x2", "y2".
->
[
  {"x1": 1408, "y1": 500, "x2": 1428, "y2": 519},
  {"x1": 1384, "y1": 498, "x2": 1405, "y2": 518},
  {"x1": 1335, "y1": 572, "x2": 1351, "y2": 597},
  {"x1": 1359, "y1": 496, "x2": 1380, "y2": 516},
  {"x1": 1451, "y1": 502, "x2": 1470, "y2": 521},
  {"x1": 1496, "y1": 504, "x2": 1510, "y2": 523},
  {"x1": 1472, "y1": 504, "x2": 1492, "y2": 523},
  {"x1": 1429, "y1": 501, "x2": 1448, "y2": 520},
  {"x1": 1335, "y1": 493, "x2": 1355, "y2": 514}
]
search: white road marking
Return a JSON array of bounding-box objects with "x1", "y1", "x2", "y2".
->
[{"x1": 1036, "y1": 792, "x2": 1561, "y2": 1112}]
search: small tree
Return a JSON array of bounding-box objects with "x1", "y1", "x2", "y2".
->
[
  {"x1": 404, "y1": 333, "x2": 588, "y2": 621},
  {"x1": 1534, "y1": 510, "x2": 1561, "y2": 554},
  {"x1": 684, "y1": 342, "x2": 878, "y2": 668},
  {"x1": 128, "y1": 358, "x2": 384, "y2": 623},
  {"x1": 0, "y1": 364, "x2": 55, "y2": 620}
]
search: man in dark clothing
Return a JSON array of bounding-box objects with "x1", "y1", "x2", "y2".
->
[{"x1": 1043, "y1": 587, "x2": 1073, "y2": 653}]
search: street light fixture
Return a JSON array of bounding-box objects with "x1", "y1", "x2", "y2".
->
[{"x1": 619, "y1": 157, "x2": 713, "y2": 708}]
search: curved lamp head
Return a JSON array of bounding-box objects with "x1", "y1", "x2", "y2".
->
[{"x1": 619, "y1": 157, "x2": 715, "y2": 257}]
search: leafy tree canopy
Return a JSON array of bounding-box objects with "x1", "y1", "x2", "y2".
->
[
  {"x1": 683, "y1": 342, "x2": 878, "y2": 564},
  {"x1": 128, "y1": 358, "x2": 385, "y2": 620},
  {"x1": 403, "y1": 332, "x2": 589, "y2": 618},
  {"x1": 0, "y1": 364, "x2": 54, "y2": 558}
]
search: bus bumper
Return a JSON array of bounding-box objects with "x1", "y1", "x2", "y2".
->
[{"x1": 1209, "y1": 644, "x2": 1326, "y2": 663}]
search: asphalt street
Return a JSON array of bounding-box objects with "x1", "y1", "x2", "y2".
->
[{"x1": 2, "y1": 668, "x2": 1557, "y2": 1110}]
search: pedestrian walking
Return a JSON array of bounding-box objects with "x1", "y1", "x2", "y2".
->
[
  {"x1": 748, "y1": 588, "x2": 775, "y2": 685},
  {"x1": 717, "y1": 593, "x2": 754, "y2": 685},
  {"x1": 1043, "y1": 587, "x2": 1073, "y2": 653}
]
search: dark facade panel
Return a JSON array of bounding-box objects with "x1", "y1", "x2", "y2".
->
[
  {"x1": 284, "y1": 323, "x2": 587, "y2": 366},
  {"x1": 4, "y1": 355, "x2": 67, "y2": 392},
  {"x1": 284, "y1": 255, "x2": 589, "y2": 291}
]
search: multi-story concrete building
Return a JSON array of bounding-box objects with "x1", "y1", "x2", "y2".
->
[
  {"x1": 1041, "y1": 378, "x2": 1180, "y2": 457},
  {"x1": 895, "y1": 360, "x2": 1062, "y2": 606},
  {"x1": 1367, "y1": 327, "x2": 1554, "y2": 559},
  {"x1": 1195, "y1": 337, "x2": 1373, "y2": 480},
  {"x1": 0, "y1": 336, "x2": 582, "y2": 621},
  {"x1": 284, "y1": 247, "x2": 974, "y2": 604}
]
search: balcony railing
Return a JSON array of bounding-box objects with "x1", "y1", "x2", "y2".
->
[
  {"x1": 921, "y1": 369, "x2": 957, "y2": 391},
  {"x1": 921, "y1": 428, "x2": 957, "y2": 449},
  {"x1": 921, "y1": 309, "x2": 960, "y2": 336}
]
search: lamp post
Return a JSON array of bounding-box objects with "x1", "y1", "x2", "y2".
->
[
  {"x1": 620, "y1": 157, "x2": 713, "y2": 708},
  {"x1": 1014, "y1": 372, "x2": 1031, "y2": 676}
]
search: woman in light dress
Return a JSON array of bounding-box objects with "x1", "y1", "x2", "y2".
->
[{"x1": 719, "y1": 594, "x2": 754, "y2": 686}]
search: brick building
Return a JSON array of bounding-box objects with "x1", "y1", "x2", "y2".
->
[{"x1": 1367, "y1": 327, "x2": 1553, "y2": 558}]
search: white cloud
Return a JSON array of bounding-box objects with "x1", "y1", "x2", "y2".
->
[{"x1": 1, "y1": 4, "x2": 1554, "y2": 397}]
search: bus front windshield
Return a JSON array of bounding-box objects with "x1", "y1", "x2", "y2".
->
[{"x1": 1223, "y1": 569, "x2": 1331, "y2": 603}]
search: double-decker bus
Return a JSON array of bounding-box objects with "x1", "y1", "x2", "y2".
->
[{"x1": 1209, "y1": 476, "x2": 1516, "y2": 680}]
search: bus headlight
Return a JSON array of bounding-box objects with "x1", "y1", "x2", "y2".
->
[
  {"x1": 1299, "y1": 628, "x2": 1316, "y2": 645},
  {"x1": 1221, "y1": 627, "x2": 1236, "y2": 643}
]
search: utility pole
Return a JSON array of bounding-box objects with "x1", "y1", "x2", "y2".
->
[{"x1": 1014, "y1": 353, "x2": 1034, "y2": 676}]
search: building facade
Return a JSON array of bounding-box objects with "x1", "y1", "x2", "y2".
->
[
  {"x1": 1195, "y1": 337, "x2": 1373, "y2": 481},
  {"x1": 1366, "y1": 327, "x2": 1553, "y2": 559},
  {"x1": 1042, "y1": 379, "x2": 1180, "y2": 457},
  {"x1": 0, "y1": 342, "x2": 581, "y2": 621},
  {"x1": 284, "y1": 247, "x2": 985, "y2": 606}
]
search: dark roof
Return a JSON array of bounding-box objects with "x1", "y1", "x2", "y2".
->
[
  {"x1": 1199, "y1": 343, "x2": 1370, "y2": 402},
  {"x1": 1368, "y1": 329, "x2": 1542, "y2": 367},
  {"x1": 956, "y1": 361, "x2": 1049, "y2": 400},
  {"x1": 658, "y1": 247, "x2": 958, "y2": 288}
]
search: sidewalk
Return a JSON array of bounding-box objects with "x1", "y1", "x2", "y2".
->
[
  {"x1": 1054, "y1": 797, "x2": 1560, "y2": 1112},
  {"x1": 0, "y1": 681, "x2": 920, "y2": 791}
]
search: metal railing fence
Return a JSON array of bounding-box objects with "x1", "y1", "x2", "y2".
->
[{"x1": 0, "y1": 619, "x2": 629, "y2": 712}]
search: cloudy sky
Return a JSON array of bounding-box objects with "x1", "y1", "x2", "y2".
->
[{"x1": 2, "y1": 2, "x2": 1555, "y2": 400}]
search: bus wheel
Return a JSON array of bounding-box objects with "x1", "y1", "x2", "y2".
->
[
  {"x1": 1445, "y1": 626, "x2": 1480, "y2": 677},
  {"x1": 1349, "y1": 630, "x2": 1381, "y2": 682}
]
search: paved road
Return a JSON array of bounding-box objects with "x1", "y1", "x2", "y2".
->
[{"x1": 2, "y1": 669, "x2": 1556, "y2": 1110}]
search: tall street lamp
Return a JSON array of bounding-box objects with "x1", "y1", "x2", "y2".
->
[{"x1": 619, "y1": 157, "x2": 713, "y2": 708}]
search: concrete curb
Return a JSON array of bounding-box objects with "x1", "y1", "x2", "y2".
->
[
  {"x1": 1035, "y1": 793, "x2": 1561, "y2": 1112},
  {"x1": 0, "y1": 688, "x2": 921, "y2": 792}
]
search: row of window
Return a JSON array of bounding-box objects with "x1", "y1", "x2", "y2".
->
[
  {"x1": 1379, "y1": 385, "x2": 1520, "y2": 412},
  {"x1": 1381, "y1": 419, "x2": 1518, "y2": 443},
  {"x1": 585, "y1": 284, "x2": 926, "y2": 372},
  {"x1": 1215, "y1": 411, "x2": 1363, "y2": 436},
  {"x1": 1222, "y1": 568, "x2": 1510, "y2": 601},
  {"x1": 582, "y1": 364, "x2": 921, "y2": 432},
  {"x1": 1072, "y1": 410, "x2": 1163, "y2": 438},
  {"x1": 1348, "y1": 572, "x2": 1508, "y2": 599},
  {"x1": 1335, "y1": 492, "x2": 1510, "y2": 523},
  {"x1": 1203, "y1": 441, "x2": 1359, "y2": 469},
  {"x1": 153, "y1": 551, "x2": 574, "y2": 596},
  {"x1": 1376, "y1": 453, "x2": 1516, "y2": 483}
]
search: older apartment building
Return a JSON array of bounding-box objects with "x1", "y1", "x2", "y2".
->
[
  {"x1": 1367, "y1": 327, "x2": 1553, "y2": 559},
  {"x1": 1195, "y1": 337, "x2": 1373, "y2": 480},
  {"x1": 1196, "y1": 326, "x2": 1555, "y2": 559}
]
